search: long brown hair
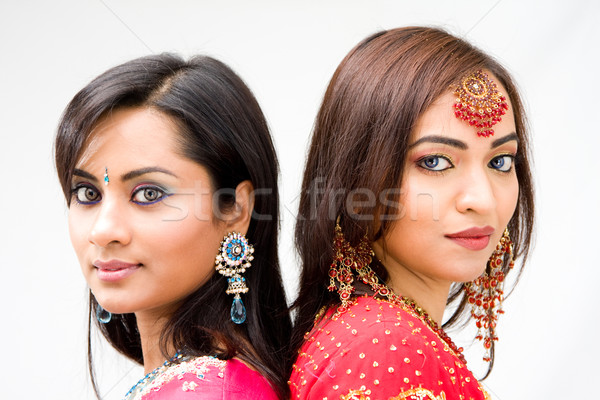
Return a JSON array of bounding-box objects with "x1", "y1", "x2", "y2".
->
[
  {"x1": 291, "y1": 26, "x2": 534, "y2": 378},
  {"x1": 55, "y1": 54, "x2": 291, "y2": 398}
]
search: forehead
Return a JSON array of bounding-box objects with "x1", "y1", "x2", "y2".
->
[{"x1": 75, "y1": 107, "x2": 180, "y2": 168}]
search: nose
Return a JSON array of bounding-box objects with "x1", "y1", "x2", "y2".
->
[
  {"x1": 88, "y1": 196, "x2": 132, "y2": 247},
  {"x1": 455, "y1": 167, "x2": 496, "y2": 216}
]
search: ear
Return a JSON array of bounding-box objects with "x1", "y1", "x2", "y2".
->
[{"x1": 225, "y1": 180, "x2": 255, "y2": 234}]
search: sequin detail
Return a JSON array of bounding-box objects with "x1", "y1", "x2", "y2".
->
[
  {"x1": 389, "y1": 387, "x2": 446, "y2": 399},
  {"x1": 125, "y1": 356, "x2": 226, "y2": 400},
  {"x1": 341, "y1": 389, "x2": 368, "y2": 399},
  {"x1": 181, "y1": 381, "x2": 199, "y2": 392},
  {"x1": 289, "y1": 296, "x2": 491, "y2": 400}
]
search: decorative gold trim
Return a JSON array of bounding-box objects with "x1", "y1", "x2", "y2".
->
[
  {"x1": 341, "y1": 389, "x2": 369, "y2": 400},
  {"x1": 388, "y1": 387, "x2": 446, "y2": 400}
]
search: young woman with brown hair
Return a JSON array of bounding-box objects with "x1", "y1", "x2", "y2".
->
[{"x1": 289, "y1": 27, "x2": 534, "y2": 399}]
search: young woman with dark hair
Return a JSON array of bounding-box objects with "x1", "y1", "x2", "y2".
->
[
  {"x1": 55, "y1": 54, "x2": 291, "y2": 399},
  {"x1": 289, "y1": 27, "x2": 534, "y2": 399}
]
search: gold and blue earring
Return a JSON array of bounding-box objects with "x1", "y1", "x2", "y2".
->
[{"x1": 215, "y1": 232, "x2": 254, "y2": 324}]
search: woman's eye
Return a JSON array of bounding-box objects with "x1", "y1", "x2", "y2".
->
[
  {"x1": 72, "y1": 185, "x2": 101, "y2": 205},
  {"x1": 131, "y1": 186, "x2": 168, "y2": 205},
  {"x1": 489, "y1": 155, "x2": 514, "y2": 172},
  {"x1": 417, "y1": 155, "x2": 453, "y2": 171}
]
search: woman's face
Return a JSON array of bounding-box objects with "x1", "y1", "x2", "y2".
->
[
  {"x1": 68, "y1": 107, "x2": 247, "y2": 317},
  {"x1": 373, "y1": 79, "x2": 519, "y2": 287}
]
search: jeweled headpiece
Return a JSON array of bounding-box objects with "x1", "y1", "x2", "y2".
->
[{"x1": 453, "y1": 70, "x2": 509, "y2": 137}]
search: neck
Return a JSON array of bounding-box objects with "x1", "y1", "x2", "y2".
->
[
  {"x1": 135, "y1": 311, "x2": 175, "y2": 374},
  {"x1": 386, "y1": 272, "x2": 450, "y2": 325},
  {"x1": 373, "y1": 248, "x2": 451, "y2": 325}
]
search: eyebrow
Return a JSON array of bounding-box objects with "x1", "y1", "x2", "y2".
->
[
  {"x1": 408, "y1": 132, "x2": 519, "y2": 150},
  {"x1": 408, "y1": 136, "x2": 467, "y2": 150},
  {"x1": 72, "y1": 167, "x2": 178, "y2": 182},
  {"x1": 73, "y1": 169, "x2": 98, "y2": 181},
  {"x1": 491, "y1": 132, "x2": 519, "y2": 148},
  {"x1": 121, "y1": 167, "x2": 178, "y2": 181}
]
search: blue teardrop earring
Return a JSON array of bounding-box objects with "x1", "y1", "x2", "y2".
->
[
  {"x1": 95, "y1": 303, "x2": 112, "y2": 324},
  {"x1": 215, "y1": 232, "x2": 254, "y2": 324}
]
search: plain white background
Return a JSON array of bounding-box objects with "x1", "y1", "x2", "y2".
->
[{"x1": 1, "y1": 1, "x2": 598, "y2": 398}]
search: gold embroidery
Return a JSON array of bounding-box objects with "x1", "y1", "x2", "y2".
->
[
  {"x1": 481, "y1": 386, "x2": 492, "y2": 400},
  {"x1": 388, "y1": 388, "x2": 446, "y2": 400},
  {"x1": 181, "y1": 381, "x2": 198, "y2": 392},
  {"x1": 341, "y1": 389, "x2": 368, "y2": 400},
  {"x1": 128, "y1": 356, "x2": 226, "y2": 399}
]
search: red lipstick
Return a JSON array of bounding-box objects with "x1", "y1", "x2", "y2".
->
[
  {"x1": 93, "y1": 259, "x2": 141, "y2": 282},
  {"x1": 445, "y1": 226, "x2": 494, "y2": 251}
]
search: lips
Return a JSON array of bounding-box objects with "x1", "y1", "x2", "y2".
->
[
  {"x1": 445, "y1": 226, "x2": 494, "y2": 251},
  {"x1": 93, "y1": 259, "x2": 141, "y2": 282}
]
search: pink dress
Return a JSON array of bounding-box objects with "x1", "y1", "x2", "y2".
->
[
  {"x1": 127, "y1": 356, "x2": 278, "y2": 400},
  {"x1": 289, "y1": 295, "x2": 490, "y2": 400}
]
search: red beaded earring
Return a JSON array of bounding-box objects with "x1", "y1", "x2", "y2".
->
[
  {"x1": 328, "y1": 219, "x2": 374, "y2": 313},
  {"x1": 453, "y1": 70, "x2": 509, "y2": 137},
  {"x1": 464, "y1": 228, "x2": 514, "y2": 362}
]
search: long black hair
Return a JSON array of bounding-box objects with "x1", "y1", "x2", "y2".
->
[{"x1": 55, "y1": 54, "x2": 291, "y2": 398}]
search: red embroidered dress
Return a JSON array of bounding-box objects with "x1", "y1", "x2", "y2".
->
[{"x1": 289, "y1": 296, "x2": 490, "y2": 400}]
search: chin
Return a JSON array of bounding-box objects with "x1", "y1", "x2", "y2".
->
[
  {"x1": 450, "y1": 262, "x2": 488, "y2": 283},
  {"x1": 102, "y1": 304, "x2": 133, "y2": 315},
  {"x1": 91, "y1": 290, "x2": 134, "y2": 315}
]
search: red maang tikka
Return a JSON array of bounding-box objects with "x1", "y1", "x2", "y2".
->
[
  {"x1": 464, "y1": 228, "x2": 514, "y2": 362},
  {"x1": 453, "y1": 70, "x2": 509, "y2": 137}
]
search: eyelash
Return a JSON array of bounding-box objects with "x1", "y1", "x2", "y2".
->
[
  {"x1": 416, "y1": 154, "x2": 454, "y2": 174},
  {"x1": 70, "y1": 183, "x2": 101, "y2": 205},
  {"x1": 131, "y1": 185, "x2": 171, "y2": 205},
  {"x1": 69, "y1": 183, "x2": 171, "y2": 206},
  {"x1": 488, "y1": 154, "x2": 516, "y2": 173},
  {"x1": 415, "y1": 153, "x2": 516, "y2": 174}
]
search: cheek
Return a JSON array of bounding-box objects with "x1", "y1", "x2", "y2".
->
[
  {"x1": 386, "y1": 192, "x2": 438, "y2": 250},
  {"x1": 68, "y1": 209, "x2": 89, "y2": 256},
  {"x1": 67, "y1": 209, "x2": 97, "y2": 280},
  {"x1": 499, "y1": 178, "x2": 519, "y2": 225},
  {"x1": 400, "y1": 175, "x2": 446, "y2": 224},
  {"x1": 151, "y1": 214, "x2": 222, "y2": 270}
]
